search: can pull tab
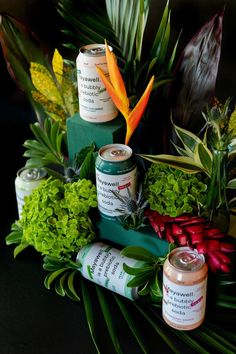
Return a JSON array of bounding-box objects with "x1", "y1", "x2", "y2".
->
[
  {"x1": 21, "y1": 168, "x2": 46, "y2": 181},
  {"x1": 110, "y1": 149, "x2": 126, "y2": 157},
  {"x1": 26, "y1": 169, "x2": 41, "y2": 180},
  {"x1": 180, "y1": 254, "x2": 197, "y2": 265}
]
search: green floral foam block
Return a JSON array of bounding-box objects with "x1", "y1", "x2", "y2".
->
[
  {"x1": 96, "y1": 217, "x2": 169, "y2": 257},
  {"x1": 67, "y1": 113, "x2": 126, "y2": 162}
]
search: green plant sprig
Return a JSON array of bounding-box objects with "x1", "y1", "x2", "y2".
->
[{"x1": 121, "y1": 245, "x2": 174, "y2": 302}]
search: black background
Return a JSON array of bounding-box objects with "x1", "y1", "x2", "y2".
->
[{"x1": 0, "y1": 1, "x2": 236, "y2": 353}]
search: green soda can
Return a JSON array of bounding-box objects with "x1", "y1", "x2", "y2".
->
[
  {"x1": 77, "y1": 242, "x2": 145, "y2": 300},
  {"x1": 95, "y1": 144, "x2": 137, "y2": 220}
]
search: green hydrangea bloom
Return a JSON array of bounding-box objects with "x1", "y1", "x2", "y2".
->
[
  {"x1": 20, "y1": 177, "x2": 97, "y2": 259},
  {"x1": 144, "y1": 164, "x2": 207, "y2": 217}
]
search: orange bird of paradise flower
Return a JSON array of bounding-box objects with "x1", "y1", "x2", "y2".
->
[{"x1": 96, "y1": 42, "x2": 154, "y2": 145}]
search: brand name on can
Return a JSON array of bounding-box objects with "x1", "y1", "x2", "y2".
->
[
  {"x1": 96, "y1": 168, "x2": 137, "y2": 219},
  {"x1": 162, "y1": 274, "x2": 207, "y2": 325}
]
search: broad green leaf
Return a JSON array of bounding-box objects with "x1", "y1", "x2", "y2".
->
[
  {"x1": 167, "y1": 30, "x2": 181, "y2": 73},
  {"x1": 30, "y1": 62, "x2": 63, "y2": 105},
  {"x1": 193, "y1": 329, "x2": 236, "y2": 354},
  {"x1": 227, "y1": 179, "x2": 236, "y2": 189},
  {"x1": 121, "y1": 246, "x2": 156, "y2": 262},
  {"x1": 123, "y1": 263, "x2": 154, "y2": 276},
  {"x1": 23, "y1": 139, "x2": 48, "y2": 154},
  {"x1": 127, "y1": 272, "x2": 153, "y2": 287},
  {"x1": 139, "y1": 154, "x2": 204, "y2": 173},
  {"x1": 81, "y1": 278, "x2": 101, "y2": 354},
  {"x1": 66, "y1": 270, "x2": 80, "y2": 301},
  {"x1": 149, "y1": 273, "x2": 162, "y2": 298},
  {"x1": 152, "y1": 78, "x2": 173, "y2": 91},
  {"x1": 52, "y1": 49, "x2": 63, "y2": 84},
  {"x1": 150, "y1": 0, "x2": 169, "y2": 58},
  {"x1": 43, "y1": 256, "x2": 67, "y2": 271},
  {"x1": 5, "y1": 232, "x2": 22, "y2": 245},
  {"x1": 138, "y1": 282, "x2": 150, "y2": 296},
  {"x1": 134, "y1": 303, "x2": 181, "y2": 354},
  {"x1": 174, "y1": 124, "x2": 203, "y2": 155},
  {"x1": 5, "y1": 223, "x2": 23, "y2": 245},
  {"x1": 194, "y1": 142, "x2": 212, "y2": 176},
  {"x1": 228, "y1": 197, "x2": 236, "y2": 210},
  {"x1": 96, "y1": 285, "x2": 123, "y2": 354},
  {"x1": 13, "y1": 243, "x2": 29, "y2": 258},
  {"x1": 44, "y1": 268, "x2": 68, "y2": 289},
  {"x1": 114, "y1": 294, "x2": 148, "y2": 354},
  {"x1": 55, "y1": 272, "x2": 67, "y2": 296},
  {"x1": 168, "y1": 327, "x2": 210, "y2": 354},
  {"x1": 201, "y1": 325, "x2": 236, "y2": 353},
  {"x1": 0, "y1": 14, "x2": 49, "y2": 123},
  {"x1": 172, "y1": 143, "x2": 190, "y2": 157}
]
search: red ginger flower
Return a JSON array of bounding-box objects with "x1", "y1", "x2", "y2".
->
[{"x1": 145, "y1": 210, "x2": 235, "y2": 273}]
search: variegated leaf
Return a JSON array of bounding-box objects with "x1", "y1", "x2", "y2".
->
[
  {"x1": 52, "y1": 49, "x2": 63, "y2": 85},
  {"x1": 30, "y1": 62, "x2": 63, "y2": 105},
  {"x1": 139, "y1": 154, "x2": 204, "y2": 173},
  {"x1": 194, "y1": 142, "x2": 212, "y2": 176},
  {"x1": 174, "y1": 124, "x2": 202, "y2": 155},
  {"x1": 227, "y1": 179, "x2": 236, "y2": 189}
]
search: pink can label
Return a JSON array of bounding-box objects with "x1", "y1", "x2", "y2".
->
[{"x1": 162, "y1": 274, "x2": 207, "y2": 328}]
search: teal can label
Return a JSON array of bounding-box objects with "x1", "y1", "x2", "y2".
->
[
  {"x1": 77, "y1": 242, "x2": 145, "y2": 300},
  {"x1": 95, "y1": 144, "x2": 137, "y2": 220}
]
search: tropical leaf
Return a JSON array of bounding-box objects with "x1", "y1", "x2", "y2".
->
[
  {"x1": 114, "y1": 294, "x2": 148, "y2": 354},
  {"x1": 5, "y1": 222, "x2": 23, "y2": 245},
  {"x1": 194, "y1": 142, "x2": 212, "y2": 176},
  {"x1": 0, "y1": 14, "x2": 49, "y2": 123},
  {"x1": 170, "y1": 11, "x2": 223, "y2": 132},
  {"x1": 13, "y1": 243, "x2": 29, "y2": 258},
  {"x1": 23, "y1": 118, "x2": 66, "y2": 174},
  {"x1": 174, "y1": 123, "x2": 203, "y2": 155},
  {"x1": 227, "y1": 179, "x2": 236, "y2": 189},
  {"x1": 96, "y1": 285, "x2": 124, "y2": 354},
  {"x1": 121, "y1": 246, "x2": 156, "y2": 262},
  {"x1": 80, "y1": 278, "x2": 101, "y2": 354},
  {"x1": 140, "y1": 154, "x2": 205, "y2": 173},
  {"x1": 105, "y1": 0, "x2": 150, "y2": 62},
  {"x1": 30, "y1": 63, "x2": 63, "y2": 105},
  {"x1": 52, "y1": 49, "x2": 64, "y2": 84}
]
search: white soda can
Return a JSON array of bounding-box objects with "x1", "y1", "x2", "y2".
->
[
  {"x1": 77, "y1": 242, "x2": 145, "y2": 300},
  {"x1": 162, "y1": 247, "x2": 208, "y2": 330},
  {"x1": 76, "y1": 44, "x2": 118, "y2": 122},
  {"x1": 15, "y1": 167, "x2": 47, "y2": 218}
]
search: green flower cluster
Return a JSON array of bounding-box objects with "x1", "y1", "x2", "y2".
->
[
  {"x1": 20, "y1": 177, "x2": 98, "y2": 259},
  {"x1": 144, "y1": 164, "x2": 207, "y2": 217}
]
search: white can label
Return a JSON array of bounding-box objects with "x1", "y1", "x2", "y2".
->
[
  {"x1": 96, "y1": 168, "x2": 137, "y2": 218},
  {"x1": 162, "y1": 274, "x2": 207, "y2": 328},
  {"x1": 15, "y1": 179, "x2": 43, "y2": 218},
  {"x1": 77, "y1": 63, "x2": 118, "y2": 122},
  {"x1": 78, "y1": 242, "x2": 144, "y2": 300}
]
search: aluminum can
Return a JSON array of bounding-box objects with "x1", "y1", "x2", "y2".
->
[
  {"x1": 15, "y1": 167, "x2": 47, "y2": 218},
  {"x1": 95, "y1": 144, "x2": 137, "y2": 220},
  {"x1": 76, "y1": 44, "x2": 118, "y2": 123},
  {"x1": 162, "y1": 247, "x2": 208, "y2": 330},
  {"x1": 77, "y1": 242, "x2": 145, "y2": 300}
]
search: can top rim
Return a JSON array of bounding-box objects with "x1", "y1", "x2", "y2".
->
[
  {"x1": 98, "y1": 144, "x2": 133, "y2": 162},
  {"x1": 168, "y1": 246, "x2": 205, "y2": 272},
  {"x1": 17, "y1": 167, "x2": 47, "y2": 181},
  {"x1": 79, "y1": 44, "x2": 113, "y2": 56}
]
